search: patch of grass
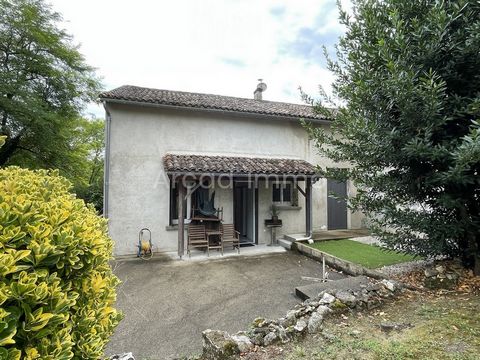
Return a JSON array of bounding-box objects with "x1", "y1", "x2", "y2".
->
[
  {"x1": 308, "y1": 239, "x2": 418, "y2": 269},
  {"x1": 292, "y1": 345, "x2": 307, "y2": 357}
]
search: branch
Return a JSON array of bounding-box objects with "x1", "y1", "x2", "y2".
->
[{"x1": 17, "y1": 145, "x2": 39, "y2": 156}]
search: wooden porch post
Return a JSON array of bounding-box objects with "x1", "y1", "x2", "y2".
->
[
  {"x1": 305, "y1": 178, "x2": 313, "y2": 237},
  {"x1": 178, "y1": 180, "x2": 185, "y2": 258}
]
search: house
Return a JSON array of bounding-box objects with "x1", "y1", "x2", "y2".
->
[{"x1": 99, "y1": 82, "x2": 365, "y2": 257}]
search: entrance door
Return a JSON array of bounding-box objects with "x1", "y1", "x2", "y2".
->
[
  {"x1": 233, "y1": 182, "x2": 256, "y2": 244},
  {"x1": 327, "y1": 179, "x2": 348, "y2": 229}
]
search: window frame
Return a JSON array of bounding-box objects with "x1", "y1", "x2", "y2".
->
[
  {"x1": 272, "y1": 181, "x2": 293, "y2": 205},
  {"x1": 170, "y1": 180, "x2": 195, "y2": 225}
]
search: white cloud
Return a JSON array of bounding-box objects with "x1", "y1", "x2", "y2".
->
[{"x1": 48, "y1": 0, "x2": 346, "y2": 117}]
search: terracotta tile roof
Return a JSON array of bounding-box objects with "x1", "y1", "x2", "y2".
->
[
  {"x1": 163, "y1": 154, "x2": 317, "y2": 176},
  {"x1": 100, "y1": 85, "x2": 328, "y2": 120}
]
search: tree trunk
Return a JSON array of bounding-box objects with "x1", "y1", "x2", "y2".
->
[
  {"x1": 0, "y1": 135, "x2": 20, "y2": 165},
  {"x1": 474, "y1": 255, "x2": 480, "y2": 276},
  {"x1": 458, "y1": 204, "x2": 480, "y2": 275},
  {"x1": 474, "y1": 234, "x2": 480, "y2": 275},
  {"x1": 462, "y1": 233, "x2": 480, "y2": 275}
]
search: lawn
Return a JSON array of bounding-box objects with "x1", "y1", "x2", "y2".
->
[{"x1": 308, "y1": 239, "x2": 418, "y2": 269}]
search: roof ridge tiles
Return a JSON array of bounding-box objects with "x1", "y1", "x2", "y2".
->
[{"x1": 99, "y1": 85, "x2": 331, "y2": 121}]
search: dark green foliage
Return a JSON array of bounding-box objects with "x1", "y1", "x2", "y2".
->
[
  {"x1": 306, "y1": 1, "x2": 480, "y2": 272},
  {"x1": 0, "y1": 0, "x2": 104, "y2": 211},
  {"x1": 0, "y1": 0, "x2": 101, "y2": 170},
  {"x1": 69, "y1": 118, "x2": 105, "y2": 212}
]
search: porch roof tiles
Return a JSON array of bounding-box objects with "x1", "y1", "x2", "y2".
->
[
  {"x1": 100, "y1": 85, "x2": 329, "y2": 120},
  {"x1": 163, "y1": 153, "x2": 317, "y2": 176}
]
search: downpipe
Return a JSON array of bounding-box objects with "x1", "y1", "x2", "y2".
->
[{"x1": 103, "y1": 103, "x2": 112, "y2": 218}]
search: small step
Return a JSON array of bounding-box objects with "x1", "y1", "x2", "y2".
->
[
  {"x1": 278, "y1": 238, "x2": 293, "y2": 250},
  {"x1": 284, "y1": 233, "x2": 309, "y2": 242}
]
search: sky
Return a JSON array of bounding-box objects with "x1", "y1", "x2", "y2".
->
[{"x1": 47, "y1": 0, "x2": 348, "y2": 117}]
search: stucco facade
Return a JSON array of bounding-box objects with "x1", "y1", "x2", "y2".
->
[{"x1": 104, "y1": 101, "x2": 365, "y2": 256}]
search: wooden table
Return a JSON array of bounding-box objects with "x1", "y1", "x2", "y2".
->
[
  {"x1": 206, "y1": 230, "x2": 223, "y2": 255},
  {"x1": 191, "y1": 216, "x2": 222, "y2": 231}
]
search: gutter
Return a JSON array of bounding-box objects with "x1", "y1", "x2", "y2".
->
[
  {"x1": 165, "y1": 171, "x2": 320, "y2": 180},
  {"x1": 98, "y1": 97, "x2": 332, "y2": 125},
  {"x1": 103, "y1": 103, "x2": 112, "y2": 218}
]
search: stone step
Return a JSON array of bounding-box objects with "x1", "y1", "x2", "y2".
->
[
  {"x1": 278, "y1": 238, "x2": 293, "y2": 250},
  {"x1": 283, "y1": 235, "x2": 297, "y2": 242},
  {"x1": 295, "y1": 275, "x2": 371, "y2": 301},
  {"x1": 284, "y1": 233, "x2": 308, "y2": 242}
]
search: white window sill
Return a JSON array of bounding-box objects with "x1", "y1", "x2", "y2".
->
[
  {"x1": 276, "y1": 205, "x2": 301, "y2": 211},
  {"x1": 166, "y1": 224, "x2": 190, "y2": 231}
]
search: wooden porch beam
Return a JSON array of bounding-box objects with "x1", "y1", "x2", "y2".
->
[
  {"x1": 178, "y1": 181, "x2": 185, "y2": 258},
  {"x1": 296, "y1": 183, "x2": 306, "y2": 198}
]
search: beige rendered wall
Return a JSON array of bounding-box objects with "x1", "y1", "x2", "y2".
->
[{"x1": 106, "y1": 103, "x2": 364, "y2": 256}]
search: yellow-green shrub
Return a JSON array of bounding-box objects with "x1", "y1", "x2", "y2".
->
[{"x1": 0, "y1": 167, "x2": 122, "y2": 359}]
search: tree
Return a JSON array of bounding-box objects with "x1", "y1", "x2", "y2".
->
[
  {"x1": 0, "y1": 0, "x2": 101, "y2": 168},
  {"x1": 306, "y1": 1, "x2": 480, "y2": 273},
  {"x1": 70, "y1": 118, "x2": 104, "y2": 212}
]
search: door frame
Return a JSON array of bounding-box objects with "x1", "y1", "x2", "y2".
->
[{"x1": 232, "y1": 180, "x2": 258, "y2": 244}]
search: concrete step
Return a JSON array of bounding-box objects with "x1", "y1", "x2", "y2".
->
[
  {"x1": 278, "y1": 238, "x2": 293, "y2": 250},
  {"x1": 284, "y1": 233, "x2": 309, "y2": 242},
  {"x1": 295, "y1": 275, "x2": 371, "y2": 301}
]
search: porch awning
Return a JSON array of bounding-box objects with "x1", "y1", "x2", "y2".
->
[{"x1": 163, "y1": 153, "x2": 317, "y2": 177}]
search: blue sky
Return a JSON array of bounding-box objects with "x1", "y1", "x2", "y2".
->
[{"x1": 48, "y1": 0, "x2": 349, "y2": 117}]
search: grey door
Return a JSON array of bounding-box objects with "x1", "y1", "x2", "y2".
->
[{"x1": 327, "y1": 179, "x2": 347, "y2": 229}]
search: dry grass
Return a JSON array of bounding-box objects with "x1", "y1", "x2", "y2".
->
[{"x1": 244, "y1": 291, "x2": 480, "y2": 360}]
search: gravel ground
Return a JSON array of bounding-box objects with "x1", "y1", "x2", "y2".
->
[
  {"x1": 378, "y1": 258, "x2": 434, "y2": 276},
  {"x1": 350, "y1": 235, "x2": 382, "y2": 246},
  {"x1": 107, "y1": 252, "x2": 342, "y2": 359}
]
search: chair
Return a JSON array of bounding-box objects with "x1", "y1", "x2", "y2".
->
[
  {"x1": 187, "y1": 224, "x2": 209, "y2": 258},
  {"x1": 221, "y1": 224, "x2": 240, "y2": 254}
]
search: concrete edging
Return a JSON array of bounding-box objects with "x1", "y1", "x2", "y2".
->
[{"x1": 293, "y1": 241, "x2": 386, "y2": 280}]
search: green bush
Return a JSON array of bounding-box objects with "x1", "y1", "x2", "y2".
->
[{"x1": 0, "y1": 167, "x2": 122, "y2": 359}]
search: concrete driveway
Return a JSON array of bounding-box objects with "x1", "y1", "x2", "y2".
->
[{"x1": 106, "y1": 251, "x2": 341, "y2": 359}]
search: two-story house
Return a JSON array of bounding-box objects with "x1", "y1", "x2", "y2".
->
[{"x1": 100, "y1": 82, "x2": 365, "y2": 257}]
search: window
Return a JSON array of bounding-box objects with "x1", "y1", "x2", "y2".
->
[
  {"x1": 169, "y1": 181, "x2": 195, "y2": 225},
  {"x1": 273, "y1": 182, "x2": 292, "y2": 204}
]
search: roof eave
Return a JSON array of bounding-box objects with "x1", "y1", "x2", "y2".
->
[
  {"x1": 99, "y1": 97, "x2": 331, "y2": 124},
  {"x1": 165, "y1": 171, "x2": 319, "y2": 180}
]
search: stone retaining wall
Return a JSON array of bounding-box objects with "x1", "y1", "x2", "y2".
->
[{"x1": 201, "y1": 277, "x2": 402, "y2": 360}]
